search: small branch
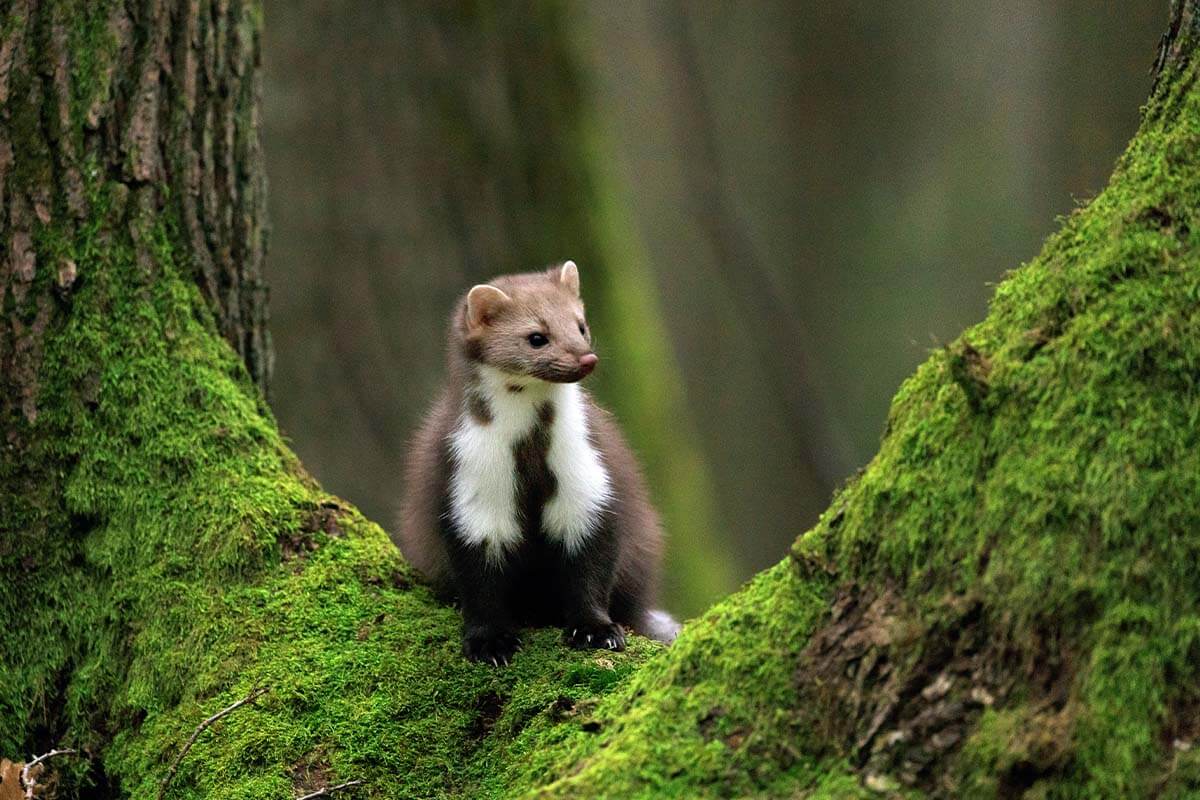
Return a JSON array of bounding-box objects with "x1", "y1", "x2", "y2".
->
[
  {"x1": 21, "y1": 749, "x2": 78, "y2": 800},
  {"x1": 296, "y1": 780, "x2": 364, "y2": 800},
  {"x1": 157, "y1": 686, "x2": 268, "y2": 800}
]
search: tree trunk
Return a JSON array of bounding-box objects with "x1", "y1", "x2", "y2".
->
[
  {"x1": 0, "y1": 0, "x2": 271, "y2": 421},
  {"x1": 3, "y1": 1, "x2": 1200, "y2": 799}
]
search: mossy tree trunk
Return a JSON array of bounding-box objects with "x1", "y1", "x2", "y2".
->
[
  {"x1": 4, "y1": 1, "x2": 1200, "y2": 799},
  {"x1": 1, "y1": 1, "x2": 685, "y2": 797},
  {"x1": 0, "y1": 0, "x2": 271, "y2": 419}
]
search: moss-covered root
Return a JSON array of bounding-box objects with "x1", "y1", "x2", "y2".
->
[
  {"x1": 7, "y1": 2, "x2": 1200, "y2": 798},
  {"x1": 2, "y1": 205, "x2": 663, "y2": 798},
  {"x1": 0, "y1": 0, "x2": 661, "y2": 795},
  {"x1": 501, "y1": 20, "x2": 1200, "y2": 800},
  {"x1": 496, "y1": 563, "x2": 873, "y2": 800}
]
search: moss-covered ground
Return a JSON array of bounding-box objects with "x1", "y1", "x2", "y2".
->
[{"x1": 1, "y1": 163, "x2": 671, "y2": 796}]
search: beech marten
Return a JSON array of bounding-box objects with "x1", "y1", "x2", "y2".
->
[{"x1": 398, "y1": 261, "x2": 679, "y2": 665}]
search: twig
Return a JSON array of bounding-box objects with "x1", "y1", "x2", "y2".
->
[
  {"x1": 296, "y1": 780, "x2": 364, "y2": 800},
  {"x1": 21, "y1": 748, "x2": 78, "y2": 800},
  {"x1": 157, "y1": 686, "x2": 268, "y2": 800}
]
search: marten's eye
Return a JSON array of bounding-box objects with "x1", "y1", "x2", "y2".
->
[
  {"x1": 527, "y1": 332, "x2": 549, "y2": 348},
  {"x1": 578, "y1": 321, "x2": 588, "y2": 336}
]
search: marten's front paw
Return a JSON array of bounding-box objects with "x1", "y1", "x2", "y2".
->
[
  {"x1": 564, "y1": 621, "x2": 626, "y2": 651},
  {"x1": 464, "y1": 628, "x2": 520, "y2": 666}
]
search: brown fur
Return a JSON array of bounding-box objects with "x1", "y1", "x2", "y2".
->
[{"x1": 460, "y1": 267, "x2": 595, "y2": 383}]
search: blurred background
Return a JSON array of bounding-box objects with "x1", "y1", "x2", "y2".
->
[{"x1": 262, "y1": 2, "x2": 1163, "y2": 617}]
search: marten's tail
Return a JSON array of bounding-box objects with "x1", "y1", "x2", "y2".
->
[{"x1": 636, "y1": 609, "x2": 681, "y2": 644}]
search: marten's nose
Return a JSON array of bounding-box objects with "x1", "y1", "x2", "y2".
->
[{"x1": 578, "y1": 353, "x2": 598, "y2": 376}]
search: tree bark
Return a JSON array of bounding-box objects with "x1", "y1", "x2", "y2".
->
[
  {"x1": 0, "y1": 0, "x2": 270, "y2": 433},
  {"x1": 3, "y1": 1, "x2": 1200, "y2": 799}
]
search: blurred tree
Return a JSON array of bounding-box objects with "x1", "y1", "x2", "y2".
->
[
  {"x1": 262, "y1": 0, "x2": 1161, "y2": 606},
  {"x1": 577, "y1": 1, "x2": 1162, "y2": 578},
  {"x1": 264, "y1": 2, "x2": 1162, "y2": 596},
  {"x1": 263, "y1": 1, "x2": 732, "y2": 614}
]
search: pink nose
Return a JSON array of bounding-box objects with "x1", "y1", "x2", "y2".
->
[{"x1": 578, "y1": 353, "x2": 598, "y2": 376}]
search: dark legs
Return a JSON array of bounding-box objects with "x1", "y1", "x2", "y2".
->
[
  {"x1": 445, "y1": 526, "x2": 629, "y2": 663},
  {"x1": 555, "y1": 533, "x2": 625, "y2": 652},
  {"x1": 448, "y1": 544, "x2": 520, "y2": 665}
]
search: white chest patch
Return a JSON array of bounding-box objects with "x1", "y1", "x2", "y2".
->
[
  {"x1": 447, "y1": 368, "x2": 611, "y2": 563},
  {"x1": 541, "y1": 382, "x2": 612, "y2": 554}
]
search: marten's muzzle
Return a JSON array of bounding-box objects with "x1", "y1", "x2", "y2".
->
[{"x1": 535, "y1": 353, "x2": 598, "y2": 383}]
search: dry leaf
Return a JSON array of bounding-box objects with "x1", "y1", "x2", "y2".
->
[{"x1": 0, "y1": 758, "x2": 25, "y2": 800}]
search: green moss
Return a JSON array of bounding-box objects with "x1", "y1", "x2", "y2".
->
[
  {"x1": 1160, "y1": 745, "x2": 1200, "y2": 799},
  {"x1": 7, "y1": 5, "x2": 1200, "y2": 799},
  {"x1": 101, "y1": 523, "x2": 661, "y2": 799},
  {"x1": 66, "y1": 0, "x2": 120, "y2": 140},
  {"x1": 3, "y1": 164, "x2": 662, "y2": 796},
  {"x1": 483, "y1": 563, "x2": 858, "y2": 798},
  {"x1": 796, "y1": 52, "x2": 1200, "y2": 796},
  {"x1": 498, "y1": 34, "x2": 1200, "y2": 800}
]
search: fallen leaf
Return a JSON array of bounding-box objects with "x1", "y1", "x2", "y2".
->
[{"x1": 0, "y1": 758, "x2": 25, "y2": 800}]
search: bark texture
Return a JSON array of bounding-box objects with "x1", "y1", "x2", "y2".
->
[
  {"x1": 0, "y1": 0, "x2": 269, "y2": 432},
  {"x1": 3, "y1": 1, "x2": 1200, "y2": 798}
]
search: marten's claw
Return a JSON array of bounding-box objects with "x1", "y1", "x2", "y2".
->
[
  {"x1": 564, "y1": 621, "x2": 626, "y2": 651},
  {"x1": 464, "y1": 628, "x2": 520, "y2": 666}
]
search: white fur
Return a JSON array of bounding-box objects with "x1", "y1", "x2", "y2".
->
[
  {"x1": 447, "y1": 368, "x2": 542, "y2": 563},
  {"x1": 542, "y1": 383, "x2": 612, "y2": 554},
  {"x1": 447, "y1": 368, "x2": 610, "y2": 563},
  {"x1": 641, "y1": 609, "x2": 681, "y2": 643}
]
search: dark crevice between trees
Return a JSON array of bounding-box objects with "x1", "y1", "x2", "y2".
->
[{"x1": 21, "y1": 656, "x2": 119, "y2": 800}]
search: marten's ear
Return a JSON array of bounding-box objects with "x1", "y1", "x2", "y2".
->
[
  {"x1": 559, "y1": 260, "x2": 580, "y2": 297},
  {"x1": 466, "y1": 284, "x2": 511, "y2": 330}
]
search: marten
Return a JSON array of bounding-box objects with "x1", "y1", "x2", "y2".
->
[{"x1": 398, "y1": 261, "x2": 679, "y2": 665}]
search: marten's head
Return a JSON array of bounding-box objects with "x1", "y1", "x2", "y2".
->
[{"x1": 460, "y1": 261, "x2": 597, "y2": 384}]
